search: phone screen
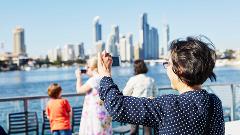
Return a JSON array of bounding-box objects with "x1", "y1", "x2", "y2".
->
[
  {"x1": 112, "y1": 56, "x2": 121, "y2": 66},
  {"x1": 80, "y1": 69, "x2": 87, "y2": 73}
]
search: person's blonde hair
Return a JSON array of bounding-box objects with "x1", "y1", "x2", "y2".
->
[{"x1": 87, "y1": 57, "x2": 98, "y2": 70}]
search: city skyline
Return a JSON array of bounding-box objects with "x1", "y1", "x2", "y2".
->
[{"x1": 0, "y1": 0, "x2": 240, "y2": 57}]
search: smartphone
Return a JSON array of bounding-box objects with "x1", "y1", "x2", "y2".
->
[
  {"x1": 112, "y1": 56, "x2": 121, "y2": 66},
  {"x1": 80, "y1": 69, "x2": 87, "y2": 73}
]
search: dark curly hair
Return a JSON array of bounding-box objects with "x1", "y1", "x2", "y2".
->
[
  {"x1": 134, "y1": 59, "x2": 148, "y2": 75},
  {"x1": 169, "y1": 36, "x2": 216, "y2": 86}
]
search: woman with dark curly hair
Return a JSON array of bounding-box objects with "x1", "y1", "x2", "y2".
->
[{"x1": 98, "y1": 36, "x2": 224, "y2": 135}]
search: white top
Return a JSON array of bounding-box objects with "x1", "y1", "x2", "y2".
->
[
  {"x1": 85, "y1": 75, "x2": 102, "y2": 91},
  {"x1": 225, "y1": 120, "x2": 240, "y2": 135},
  {"x1": 122, "y1": 74, "x2": 157, "y2": 98},
  {"x1": 79, "y1": 75, "x2": 112, "y2": 134}
]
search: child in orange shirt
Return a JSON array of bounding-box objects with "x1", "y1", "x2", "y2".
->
[{"x1": 46, "y1": 83, "x2": 72, "y2": 135}]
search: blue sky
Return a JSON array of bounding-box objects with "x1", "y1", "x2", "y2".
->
[{"x1": 0, "y1": 0, "x2": 240, "y2": 57}]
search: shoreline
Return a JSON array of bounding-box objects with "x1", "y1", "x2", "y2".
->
[
  {"x1": 0, "y1": 59, "x2": 240, "y2": 72},
  {"x1": 216, "y1": 59, "x2": 240, "y2": 67}
]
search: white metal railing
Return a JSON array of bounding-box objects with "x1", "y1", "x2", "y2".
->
[
  {"x1": 0, "y1": 83, "x2": 239, "y2": 133},
  {"x1": 158, "y1": 83, "x2": 240, "y2": 121}
]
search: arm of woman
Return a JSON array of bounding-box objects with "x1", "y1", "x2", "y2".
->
[
  {"x1": 76, "y1": 78, "x2": 92, "y2": 94},
  {"x1": 75, "y1": 69, "x2": 92, "y2": 94},
  {"x1": 100, "y1": 77, "x2": 163, "y2": 128},
  {"x1": 98, "y1": 51, "x2": 163, "y2": 127}
]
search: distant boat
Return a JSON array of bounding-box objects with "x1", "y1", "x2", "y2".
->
[
  {"x1": 216, "y1": 59, "x2": 240, "y2": 67},
  {"x1": 120, "y1": 62, "x2": 131, "y2": 67},
  {"x1": 24, "y1": 66, "x2": 35, "y2": 71},
  {"x1": 215, "y1": 60, "x2": 226, "y2": 67},
  {"x1": 149, "y1": 60, "x2": 156, "y2": 66}
]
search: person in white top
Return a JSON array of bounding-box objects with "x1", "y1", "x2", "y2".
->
[
  {"x1": 122, "y1": 59, "x2": 157, "y2": 135},
  {"x1": 75, "y1": 57, "x2": 112, "y2": 135}
]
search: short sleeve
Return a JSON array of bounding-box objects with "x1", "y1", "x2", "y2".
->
[
  {"x1": 45, "y1": 103, "x2": 50, "y2": 117},
  {"x1": 85, "y1": 77, "x2": 100, "y2": 89},
  {"x1": 63, "y1": 99, "x2": 71, "y2": 112}
]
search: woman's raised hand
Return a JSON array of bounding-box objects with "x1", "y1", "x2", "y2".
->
[
  {"x1": 75, "y1": 68, "x2": 82, "y2": 79},
  {"x1": 98, "y1": 51, "x2": 113, "y2": 77}
]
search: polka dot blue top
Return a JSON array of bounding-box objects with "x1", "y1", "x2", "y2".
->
[{"x1": 99, "y1": 77, "x2": 225, "y2": 135}]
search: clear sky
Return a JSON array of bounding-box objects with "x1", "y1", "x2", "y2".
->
[{"x1": 0, "y1": 0, "x2": 240, "y2": 57}]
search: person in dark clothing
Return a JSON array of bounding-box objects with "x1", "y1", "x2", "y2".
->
[{"x1": 97, "y1": 36, "x2": 224, "y2": 135}]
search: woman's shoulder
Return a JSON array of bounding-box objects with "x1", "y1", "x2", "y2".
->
[
  {"x1": 55, "y1": 98, "x2": 69, "y2": 104},
  {"x1": 90, "y1": 74, "x2": 102, "y2": 80},
  {"x1": 47, "y1": 98, "x2": 67, "y2": 106},
  {"x1": 155, "y1": 94, "x2": 178, "y2": 102},
  {"x1": 208, "y1": 93, "x2": 222, "y2": 104},
  {"x1": 131, "y1": 74, "x2": 150, "y2": 80},
  {"x1": 86, "y1": 76, "x2": 101, "y2": 88},
  {"x1": 90, "y1": 75, "x2": 102, "y2": 83},
  {"x1": 60, "y1": 98, "x2": 69, "y2": 101},
  {"x1": 143, "y1": 74, "x2": 155, "y2": 83}
]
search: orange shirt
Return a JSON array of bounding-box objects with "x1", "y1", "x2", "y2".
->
[{"x1": 46, "y1": 98, "x2": 71, "y2": 131}]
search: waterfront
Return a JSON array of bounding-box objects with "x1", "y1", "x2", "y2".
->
[
  {"x1": 1, "y1": 63, "x2": 240, "y2": 109},
  {"x1": 0, "y1": 64, "x2": 240, "y2": 132},
  {"x1": 1, "y1": 64, "x2": 240, "y2": 97},
  {"x1": 1, "y1": 64, "x2": 240, "y2": 107}
]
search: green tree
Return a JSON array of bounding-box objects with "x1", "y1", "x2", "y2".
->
[
  {"x1": 52, "y1": 55, "x2": 62, "y2": 66},
  {"x1": 224, "y1": 49, "x2": 235, "y2": 59}
]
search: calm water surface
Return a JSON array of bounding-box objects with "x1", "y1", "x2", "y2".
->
[
  {"x1": 0, "y1": 64, "x2": 240, "y2": 131},
  {"x1": 0, "y1": 64, "x2": 240, "y2": 97}
]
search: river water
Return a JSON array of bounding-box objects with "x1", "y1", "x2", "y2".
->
[
  {"x1": 0, "y1": 64, "x2": 240, "y2": 97},
  {"x1": 0, "y1": 64, "x2": 240, "y2": 132}
]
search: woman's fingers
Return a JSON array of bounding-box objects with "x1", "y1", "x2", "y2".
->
[
  {"x1": 98, "y1": 51, "x2": 112, "y2": 77},
  {"x1": 98, "y1": 53, "x2": 104, "y2": 69},
  {"x1": 102, "y1": 50, "x2": 107, "y2": 57},
  {"x1": 75, "y1": 69, "x2": 80, "y2": 74},
  {"x1": 75, "y1": 69, "x2": 81, "y2": 78}
]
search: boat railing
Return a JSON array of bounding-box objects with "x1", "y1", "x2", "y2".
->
[
  {"x1": 158, "y1": 83, "x2": 240, "y2": 121},
  {"x1": 0, "y1": 93, "x2": 85, "y2": 112},
  {"x1": 0, "y1": 83, "x2": 239, "y2": 133}
]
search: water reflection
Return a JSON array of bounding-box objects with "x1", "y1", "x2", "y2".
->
[{"x1": 0, "y1": 64, "x2": 239, "y2": 98}]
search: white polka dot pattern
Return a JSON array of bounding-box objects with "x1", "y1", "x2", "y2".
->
[{"x1": 99, "y1": 77, "x2": 225, "y2": 135}]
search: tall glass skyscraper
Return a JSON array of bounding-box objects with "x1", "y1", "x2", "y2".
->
[
  {"x1": 106, "y1": 25, "x2": 120, "y2": 56},
  {"x1": 111, "y1": 25, "x2": 119, "y2": 43},
  {"x1": 96, "y1": 41, "x2": 105, "y2": 53},
  {"x1": 126, "y1": 33, "x2": 133, "y2": 62},
  {"x1": 161, "y1": 24, "x2": 170, "y2": 57},
  {"x1": 93, "y1": 16, "x2": 102, "y2": 43},
  {"x1": 106, "y1": 34, "x2": 118, "y2": 56},
  {"x1": 134, "y1": 42, "x2": 140, "y2": 60},
  {"x1": 139, "y1": 13, "x2": 149, "y2": 59},
  {"x1": 119, "y1": 36, "x2": 127, "y2": 61},
  {"x1": 119, "y1": 34, "x2": 133, "y2": 62},
  {"x1": 149, "y1": 27, "x2": 159, "y2": 59},
  {"x1": 76, "y1": 43, "x2": 85, "y2": 59},
  {"x1": 13, "y1": 26, "x2": 26, "y2": 56}
]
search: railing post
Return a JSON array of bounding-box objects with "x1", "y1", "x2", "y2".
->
[
  {"x1": 230, "y1": 84, "x2": 236, "y2": 121},
  {"x1": 23, "y1": 99, "x2": 28, "y2": 112},
  {"x1": 23, "y1": 99, "x2": 28, "y2": 135}
]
